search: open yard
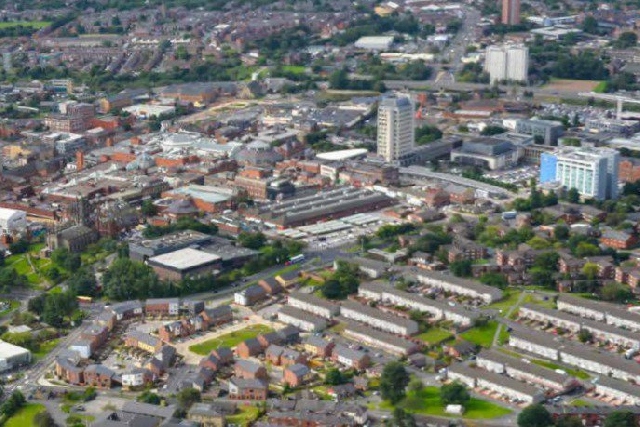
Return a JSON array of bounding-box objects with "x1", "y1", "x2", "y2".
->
[
  {"x1": 0, "y1": 21, "x2": 50, "y2": 29},
  {"x1": 188, "y1": 324, "x2": 274, "y2": 355},
  {"x1": 225, "y1": 405, "x2": 260, "y2": 426},
  {"x1": 4, "y1": 403, "x2": 46, "y2": 427},
  {"x1": 542, "y1": 79, "x2": 602, "y2": 93},
  {"x1": 530, "y1": 359, "x2": 590, "y2": 380},
  {"x1": 460, "y1": 321, "x2": 500, "y2": 348},
  {"x1": 380, "y1": 387, "x2": 511, "y2": 419},
  {"x1": 417, "y1": 328, "x2": 453, "y2": 345},
  {"x1": 34, "y1": 338, "x2": 60, "y2": 360}
]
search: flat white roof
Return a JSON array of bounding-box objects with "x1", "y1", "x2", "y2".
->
[
  {"x1": 148, "y1": 247, "x2": 221, "y2": 270},
  {"x1": 316, "y1": 148, "x2": 368, "y2": 161},
  {"x1": 0, "y1": 340, "x2": 30, "y2": 358},
  {"x1": 0, "y1": 207, "x2": 25, "y2": 222}
]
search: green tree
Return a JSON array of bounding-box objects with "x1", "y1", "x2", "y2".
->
[
  {"x1": 480, "y1": 125, "x2": 505, "y2": 136},
  {"x1": 615, "y1": 32, "x2": 638, "y2": 48},
  {"x1": 67, "y1": 267, "x2": 97, "y2": 296},
  {"x1": 479, "y1": 272, "x2": 508, "y2": 289},
  {"x1": 567, "y1": 187, "x2": 580, "y2": 203},
  {"x1": 176, "y1": 387, "x2": 201, "y2": 413},
  {"x1": 604, "y1": 411, "x2": 636, "y2": 427},
  {"x1": 578, "y1": 329, "x2": 593, "y2": 343},
  {"x1": 601, "y1": 282, "x2": 633, "y2": 303},
  {"x1": 517, "y1": 404, "x2": 553, "y2": 427},
  {"x1": 556, "y1": 416, "x2": 585, "y2": 427},
  {"x1": 582, "y1": 15, "x2": 599, "y2": 34},
  {"x1": 554, "y1": 225, "x2": 570, "y2": 240},
  {"x1": 449, "y1": 260, "x2": 472, "y2": 277},
  {"x1": 34, "y1": 410, "x2": 55, "y2": 427},
  {"x1": 440, "y1": 381, "x2": 470, "y2": 405},
  {"x1": 408, "y1": 377, "x2": 423, "y2": 393},
  {"x1": 8, "y1": 239, "x2": 28, "y2": 254},
  {"x1": 102, "y1": 258, "x2": 162, "y2": 301},
  {"x1": 582, "y1": 263, "x2": 599, "y2": 280},
  {"x1": 380, "y1": 362, "x2": 409, "y2": 403},
  {"x1": 325, "y1": 368, "x2": 344, "y2": 386},
  {"x1": 137, "y1": 391, "x2": 161, "y2": 405},
  {"x1": 237, "y1": 232, "x2": 267, "y2": 250},
  {"x1": 141, "y1": 200, "x2": 158, "y2": 216},
  {"x1": 321, "y1": 279, "x2": 343, "y2": 299},
  {"x1": 42, "y1": 292, "x2": 78, "y2": 327}
]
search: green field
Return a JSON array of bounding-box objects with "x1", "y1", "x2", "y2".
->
[
  {"x1": 593, "y1": 81, "x2": 607, "y2": 93},
  {"x1": 282, "y1": 65, "x2": 307, "y2": 74},
  {"x1": 485, "y1": 291, "x2": 521, "y2": 313},
  {"x1": 380, "y1": 387, "x2": 511, "y2": 419},
  {"x1": 34, "y1": 338, "x2": 60, "y2": 360},
  {"x1": 225, "y1": 405, "x2": 260, "y2": 426},
  {"x1": 417, "y1": 328, "x2": 453, "y2": 345},
  {"x1": 189, "y1": 324, "x2": 274, "y2": 355},
  {"x1": 460, "y1": 321, "x2": 500, "y2": 348},
  {"x1": 4, "y1": 403, "x2": 46, "y2": 427},
  {"x1": 531, "y1": 359, "x2": 591, "y2": 380},
  {"x1": 0, "y1": 21, "x2": 50, "y2": 29}
]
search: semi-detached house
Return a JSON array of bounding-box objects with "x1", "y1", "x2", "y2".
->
[
  {"x1": 277, "y1": 306, "x2": 327, "y2": 332},
  {"x1": 358, "y1": 281, "x2": 479, "y2": 326},
  {"x1": 412, "y1": 270, "x2": 503, "y2": 304},
  {"x1": 287, "y1": 292, "x2": 340, "y2": 319},
  {"x1": 476, "y1": 349, "x2": 574, "y2": 392},
  {"x1": 557, "y1": 294, "x2": 640, "y2": 332},
  {"x1": 508, "y1": 328, "x2": 561, "y2": 361},
  {"x1": 339, "y1": 300, "x2": 419, "y2": 336}
]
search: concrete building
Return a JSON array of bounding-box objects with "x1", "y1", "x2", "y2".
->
[
  {"x1": 234, "y1": 285, "x2": 267, "y2": 306},
  {"x1": 343, "y1": 322, "x2": 419, "y2": 356},
  {"x1": 0, "y1": 208, "x2": 27, "y2": 235},
  {"x1": 47, "y1": 224, "x2": 98, "y2": 253},
  {"x1": 508, "y1": 328, "x2": 561, "y2": 360},
  {"x1": 358, "y1": 282, "x2": 478, "y2": 326},
  {"x1": 540, "y1": 146, "x2": 620, "y2": 200},
  {"x1": 147, "y1": 248, "x2": 221, "y2": 281},
  {"x1": 354, "y1": 36, "x2": 395, "y2": 51},
  {"x1": 476, "y1": 349, "x2": 574, "y2": 392},
  {"x1": 339, "y1": 300, "x2": 419, "y2": 336},
  {"x1": 559, "y1": 346, "x2": 640, "y2": 383},
  {"x1": 484, "y1": 45, "x2": 528, "y2": 83},
  {"x1": 411, "y1": 270, "x2": 503, "y2": 304},
  {"x1": 557, "y1": 294, "x2": 640, "y2": 332},
  {"x1": 502, "y1": 0, "x2": 521, "y2": 24},
  {"x1": 450, "y1": 135, "x2": 527, "y2": 170},
  {"x1": 287, "y1": 292, "x2": 339, "y2": 319},
  {"x1": 518, "y1": 305, "x2": 582, "y2": 333},
  {"x1": 377, "y1": 96, "x2": 414, "y2": 163},
  {"x1": 593, "y1": 376, "x2": 640, "y2": 405},
  {"x1": 128, "y1": 230, "x2": 213, "y2": 262},
  {"x1": 0, "y1": 340, "x2": 31, "y2": 371},
  {"x1": 277, "y1": 306, "x2": 327, "y2": 332},
  {"x1": 515, "y1": 119, "x2": 564, "y2": 145}
]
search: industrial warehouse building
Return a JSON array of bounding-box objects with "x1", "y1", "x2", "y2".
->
[{"x1": 0, "y1": 340, "x2": 31, "y2": 371}]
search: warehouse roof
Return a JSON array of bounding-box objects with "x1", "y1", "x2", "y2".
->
[{"x1": 148, "y1": 248, "x2": 221, "y2": 271}]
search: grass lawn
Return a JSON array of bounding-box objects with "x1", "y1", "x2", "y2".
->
[
  {"x1": 34, "y1": 338, "x2": 60, "y2": 360},
  {"x1": 570, "y1": 399, "x2": 592, "y2": 407},
  {"x1": 380, "y1": 387, "x2": 511, "y2": 419},
  {"x1": 0, "y1": 21, "x2": 50, "y2": 29},
  {"x1": 189, "y1": 324, "x2": 273, "y2": 355},
  {"x1": 272, "y1": 264, "x2": 300, "y2": 277},
  {"x1": 593, "y1": 81, "x2": 608, "y2": 93},
  {"x1": 531, "y1": 359, "x2": 590, "y2": 380},
  {"x1": 417, "y1": 328, "x2": 453, "y2": 345},
  {"x1": 282, "y1": 65, "x2": 307, "y2": 74},
  {"x1": 0, "y1": 300, "x2": 19, "y2": 316},
  {"x1": 485, "y1": 291, "x2": 521, "y2": 313},
  {"x1": 460, "y1": 321, "x2": 500, "y2": 348},
  {"x1": 4, "y1": 403, "x2": 46, "y2": 427},
  {"x1": 225, "y1": 405, "x2": 259, "y2": 426}
]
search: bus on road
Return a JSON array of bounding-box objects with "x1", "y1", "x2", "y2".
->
[{"x1": 286, "y1": 254, "x2": 305, "y2": 265}]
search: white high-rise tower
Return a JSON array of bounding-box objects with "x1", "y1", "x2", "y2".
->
[{"x1": 376, "y1": 96, "x2": 414, "y2": 163}]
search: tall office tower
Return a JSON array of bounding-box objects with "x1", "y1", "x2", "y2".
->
[
  {"x1": 502, "y1": 0, "x2": 521, "y2": 25},
  {"x1": 484, "y1": 44, "x2": 529, "y2": 83},
  {"x1": 540, "y1": 147, "x2": 620, "y2": 200},
  {"x1": 376, "y1": 96, "x2": 415, "y2": 163}
]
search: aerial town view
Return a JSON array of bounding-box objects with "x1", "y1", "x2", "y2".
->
[{"x1": 1, "y1": 0, "x2": 640, "y2": 426}]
